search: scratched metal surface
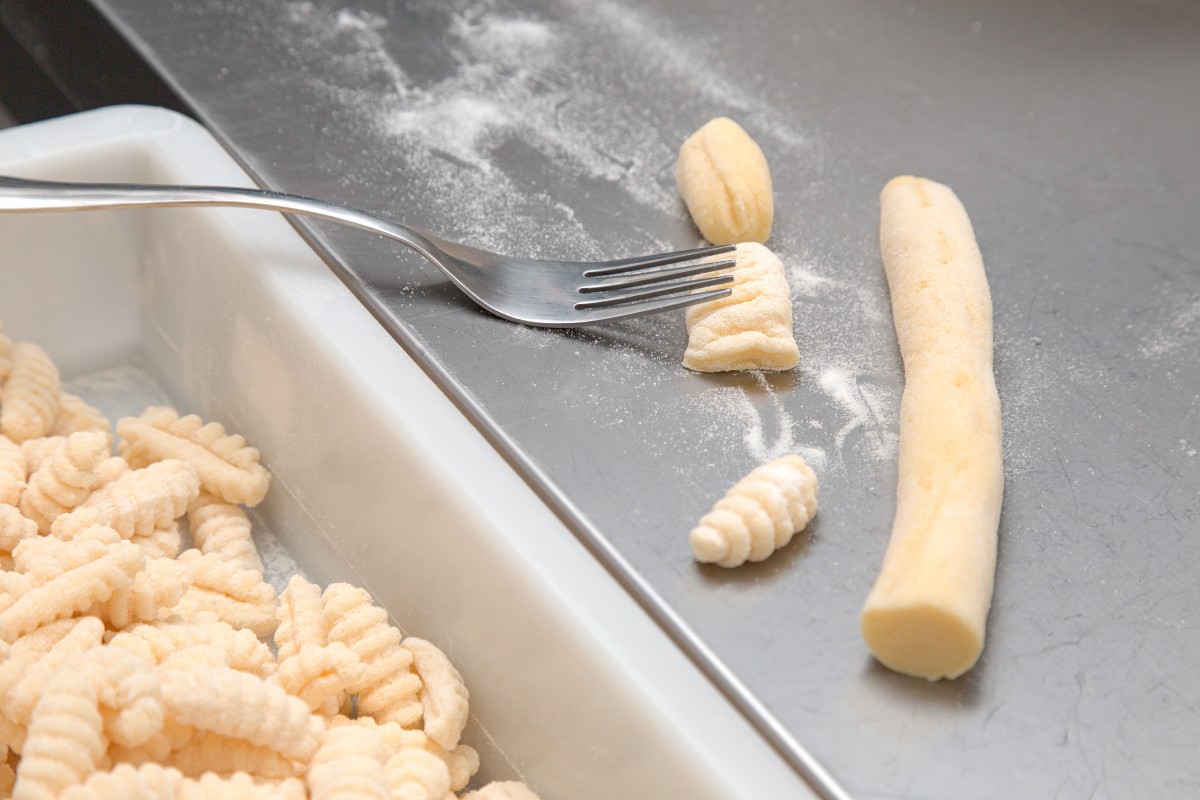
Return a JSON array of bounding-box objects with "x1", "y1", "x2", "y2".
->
[{"x1": 90, "y1": 1, "x2": 1200, "y2": 797}]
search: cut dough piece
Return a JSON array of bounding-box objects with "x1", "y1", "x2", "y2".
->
[
  {"x1": 860, "y1": 176, "x2": 1003, "y2": 681},
  {"x1": 675, "y1": 117, "x2": 773, "y2": 245},
  {"x1": 682, "y1": 242, "x2": 798, "y2": 372}
]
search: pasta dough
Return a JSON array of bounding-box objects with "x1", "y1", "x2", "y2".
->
[
  {"x1": 860, "y1": 176, "x2": 1003, "y2": 681},
  {"x1": 682, "y1": 242, "x2": 798, "y2": 372},
  {"x1": 675, "y1": 117, "x2": 773, "y2": 245}
]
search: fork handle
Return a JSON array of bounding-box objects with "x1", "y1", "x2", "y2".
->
[{"x1": 0, "y1": 174, "x2": 442, "y2": 264}]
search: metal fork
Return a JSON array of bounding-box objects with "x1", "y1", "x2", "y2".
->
[{"x1": 0, "y1": 175, "x2": 735, "y2": 327}]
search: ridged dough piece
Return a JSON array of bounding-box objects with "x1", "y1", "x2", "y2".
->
[
  {"x1": 308, "y1": 725, "x2": 390, "y2": 800},
  {"x1": 13, "y1": 662, "x2": 105, "y2": 800},
  {"x1": 50, "y1": 394, "x2": 112, "y2": 442},
  {"x1": 18, "y1": 437, "x2": 65, "y2": 479},
  {"x1": 130, "y1": 520, "x2": 184, "y2": 560},
  {"x1": 54, "y1": 460, "x2": 200, "y2": 541},
  {"x1": 187, "y1": 493, "x2": 262, "y2": 573},
  {"x1": 274, "y1": 642, "x2": 364, "y2": 714},
  {"x1": 681, "y1": 243, "x2": 798, "y2": 372},
  {"x1": 162, "y1": 730, "x2": 295, "y2": 780},
  {"x1": 0, "y1": 540, "x2": 144, "y2": 643},
  {"x1": 0, "y1": 436, "x2": 24, "y2": 506},
  {"x1": 275, "y1": 575, "x2": 326, "y2": 663},
  {"x1": 57, "y1": 763, "x2": 185, "y2": 800},
  {"x1": 11, "y1": 526, "x2": 120, "y2": 586},
  {"x1": 0, "y1": 342, "x2": 61, "y2": 444},
  {"x1": 399, "y1": 730, "x2": 479, "y2": 793},
  {"x1": 19, "y1": 431, "x2": 109, "y2": 534},
  {"x1": 690, "y1": 454, "x2": 818, "y2": 568},
  {"x1": 675, "y1": 117, "x2": 773, "y2": 245},
  {"x1": 402, "y1": 638, "x2": 468, "y2": 750},
  {"x1": 2, "y1": 617, "x2": 105, "y2": 728},
  {"x1": 117, "y1": 407, "x2": 270, "y2": 507},
  {"x1": 159, "y1": 664, "x2": 323, "y2": 761},
  {"x1": 0, "y1": 504, "x2": 37, "y2": 552},
  {"x1": 860, "y1": 176, "x2": 1003, "y2": 682},
  {"x1": 173, "y1": 550, "x2": 278, "y2": 637},
  {"x1": 460, "y1": 782, "x2": 544, "y2": 800},
  {"x1": 322, "y1": 583, "x2": 422, "y2": 727},
  {"x1": 384, "y1": 748, "x2": 450, "y2": 800},
  {"x1": 91, "y1": 557, "x2": 191, "y2": 630},
  {"x1": 107, "y1": 618, "x2": 275, "y2": 678},
  {"x1": 180, "y1": 772, "x2": 305, "y2": 800},
  {"x1": 81, "y1": 645, "x2": 164, "y2": 750}
]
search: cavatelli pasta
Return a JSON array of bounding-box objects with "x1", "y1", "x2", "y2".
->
[
  {"x1": 19, "y1": 431, "x2": 108, "y2": 534},
  {"x1": 187, "y1": 493, "x2": 261, "y2": 573},
  {"x1": 0, "y1": 342, "x2": 61, "y2": 444},
  {"x1": 690, "y1": 454, "x2": 818, "y2": 568},
  {"x1": 322, "y1": 583, "x2": 422, "y2": 727},
  {"x1": 117, "y1": 407, "x2": 270, "y2": 507}
]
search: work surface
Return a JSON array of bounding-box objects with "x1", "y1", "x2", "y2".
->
[{"x1": 93, "y1": 1, "x2": 1200, "y2": 797}]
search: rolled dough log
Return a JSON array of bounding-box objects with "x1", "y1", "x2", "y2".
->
[{"x1": 860, "y1": 176, "x2": 1003, "y2": 681}]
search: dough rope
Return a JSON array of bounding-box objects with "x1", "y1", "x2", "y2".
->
[{"x1": 860, "y1": 176, "x2": 1004, "y2": 681}]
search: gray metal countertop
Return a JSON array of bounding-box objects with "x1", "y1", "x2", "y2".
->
[{"x1": 91, "y1": 1, "x2": 1199, "y2": 798}]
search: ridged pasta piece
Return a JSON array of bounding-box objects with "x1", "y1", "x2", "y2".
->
[
  {"x1": 0, "y1": 322, "x2": 12, "y2": 381},
  {"x1": 275, "y1": 575, "x2": 326, "y2": 663},
  {"x1": 92, "y1": 456, "x2": 130, "y2": 490},
  {"x1": 0, "y1": 436, "x2": 24, "y2": 506},
  {"x1": 130, "y1": 521, "x2": 184, "y2": 560},
  {"x1": 675, "y1": 117, "x2": 773, "y2": 245},
  {"x1": 0, "y1": 759, "x2": 14, "y2": 799},
  {"x1": 402, "y1": 638, "x2": 469, "y2": 750},
  {"x1": 2, "y1": 616, "x2": 105, "y2": 728},
  {"x1": 187, "y1": 493, "x2": 262, "y2": 573},
  {"x1": 159, "y1": 664, "x2": 323, "y2": 761},
  {"x1": 180, "y1": 772, "x2": 305, "y2": 800},
  {"x1": 273, "y1": 642, "x2": 364, "y2": 714},
  {"x1": 163, "y1": 730, "x2": 295, "y2": 780},
  {"x1": 58, "y1": 763, "x2": 185, "y2": 800},
  {"x1": 173, "y1": 551, "x2": 278, "y2": 637},
  {"x1": 117, "y1": 407, "x2": 270, "y2": 507},
  {"x1": 54, "y1": 460, "x2": 200, "y2": 541},
  {"x1": 10, "y1": 526, "x2": 121, "y2": 586},
  {"x1": 460, "y1": 781, "x2": 544, "y2": 800},
  {"x1": 84, "y1": 646, "x2": 164, "y2": 750},
  {"x1": 307, "y1": 725, "x2": 389, "y2": 800},
  {"x1": 107, "y1": 618, "x2": 275, "y2": 678},
  {"x1": 0, "y1": 504, "x2": 36, "y2": 553},
  {"x1": 0, "y1": 540, "x2": 144, "y2": 643},
  {"x1": 50, "y1": 394, "x2": 113, "y2": 442},
  {"x1": 390, "y1": 728, "x2": 479, "y2": 793},
  {"x1": 19, "y1": 431, "x2": 109, "y2": 534},
  {"x1": 384, "y1": 748, "x2": 450, "y2": 800},
  {"x1": 0, "y1": 342, "x2": 61, "y2": 444},
  {"x1": 690, "y1": 454, "x2": 818, "y2": 568},
  {"x1": 322, "y1": 583, "x2": 422, "y2": 727},
  {"x1": 14, "y1": 661, "x2": 105, "y2": 800},
  {"x1": 681, "y1": 242, "x2": 799, "y2": 373},
  {"x1": 92, "y1": 557, "x2": 191, "y2": 630},
  {"x1": 18, "y1": 437, "x2": 65, "y2": 479}
]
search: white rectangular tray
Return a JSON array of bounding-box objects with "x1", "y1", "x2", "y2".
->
[{"x1": 0, "y1": 105, "x2": 816, "y2": 799}]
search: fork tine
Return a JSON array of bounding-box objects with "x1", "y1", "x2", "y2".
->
[
  {"x1": 573, "y1": 286, "x2": 734, "y2": 324},
  {"x1": 578, "y1": 258, "x2": 736, "y2": 294},
  {"x1": 581, "y1": 243, "x2": 737, "y2": 277},
  {"x1": 575, "y1": 273, "x2": 734, "y2": 310}
]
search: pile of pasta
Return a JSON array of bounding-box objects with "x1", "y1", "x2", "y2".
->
[{"x1": 0, "y1": 324, "x2": 539, "y2": 800}]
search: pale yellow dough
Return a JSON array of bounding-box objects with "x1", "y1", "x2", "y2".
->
[
  {"x1": 860, "y1": 176, "x2": 1003, "y2": 681},
  {"x1": 675, "y1": 117, "x2": 773, "y2": 245},
  {"x1": 682, "y1": 242, "x2": 798, "y2": 372}
]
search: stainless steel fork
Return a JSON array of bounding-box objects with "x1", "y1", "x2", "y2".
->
[{"x1": 0, "y1": 175, "x2": 735, "y2": 327}]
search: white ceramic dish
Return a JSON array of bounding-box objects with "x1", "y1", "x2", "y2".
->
[{"x1": 0, "y1": 106, "x2": 817, "y2": 799}]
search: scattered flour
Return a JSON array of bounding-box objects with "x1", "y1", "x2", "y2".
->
[
  {"x1": 1138, "y1": 295, "x2": 1200, "y2": 359},
  {"x1": 818, "y1": 366, "x2": 898, "y2": 468}
]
